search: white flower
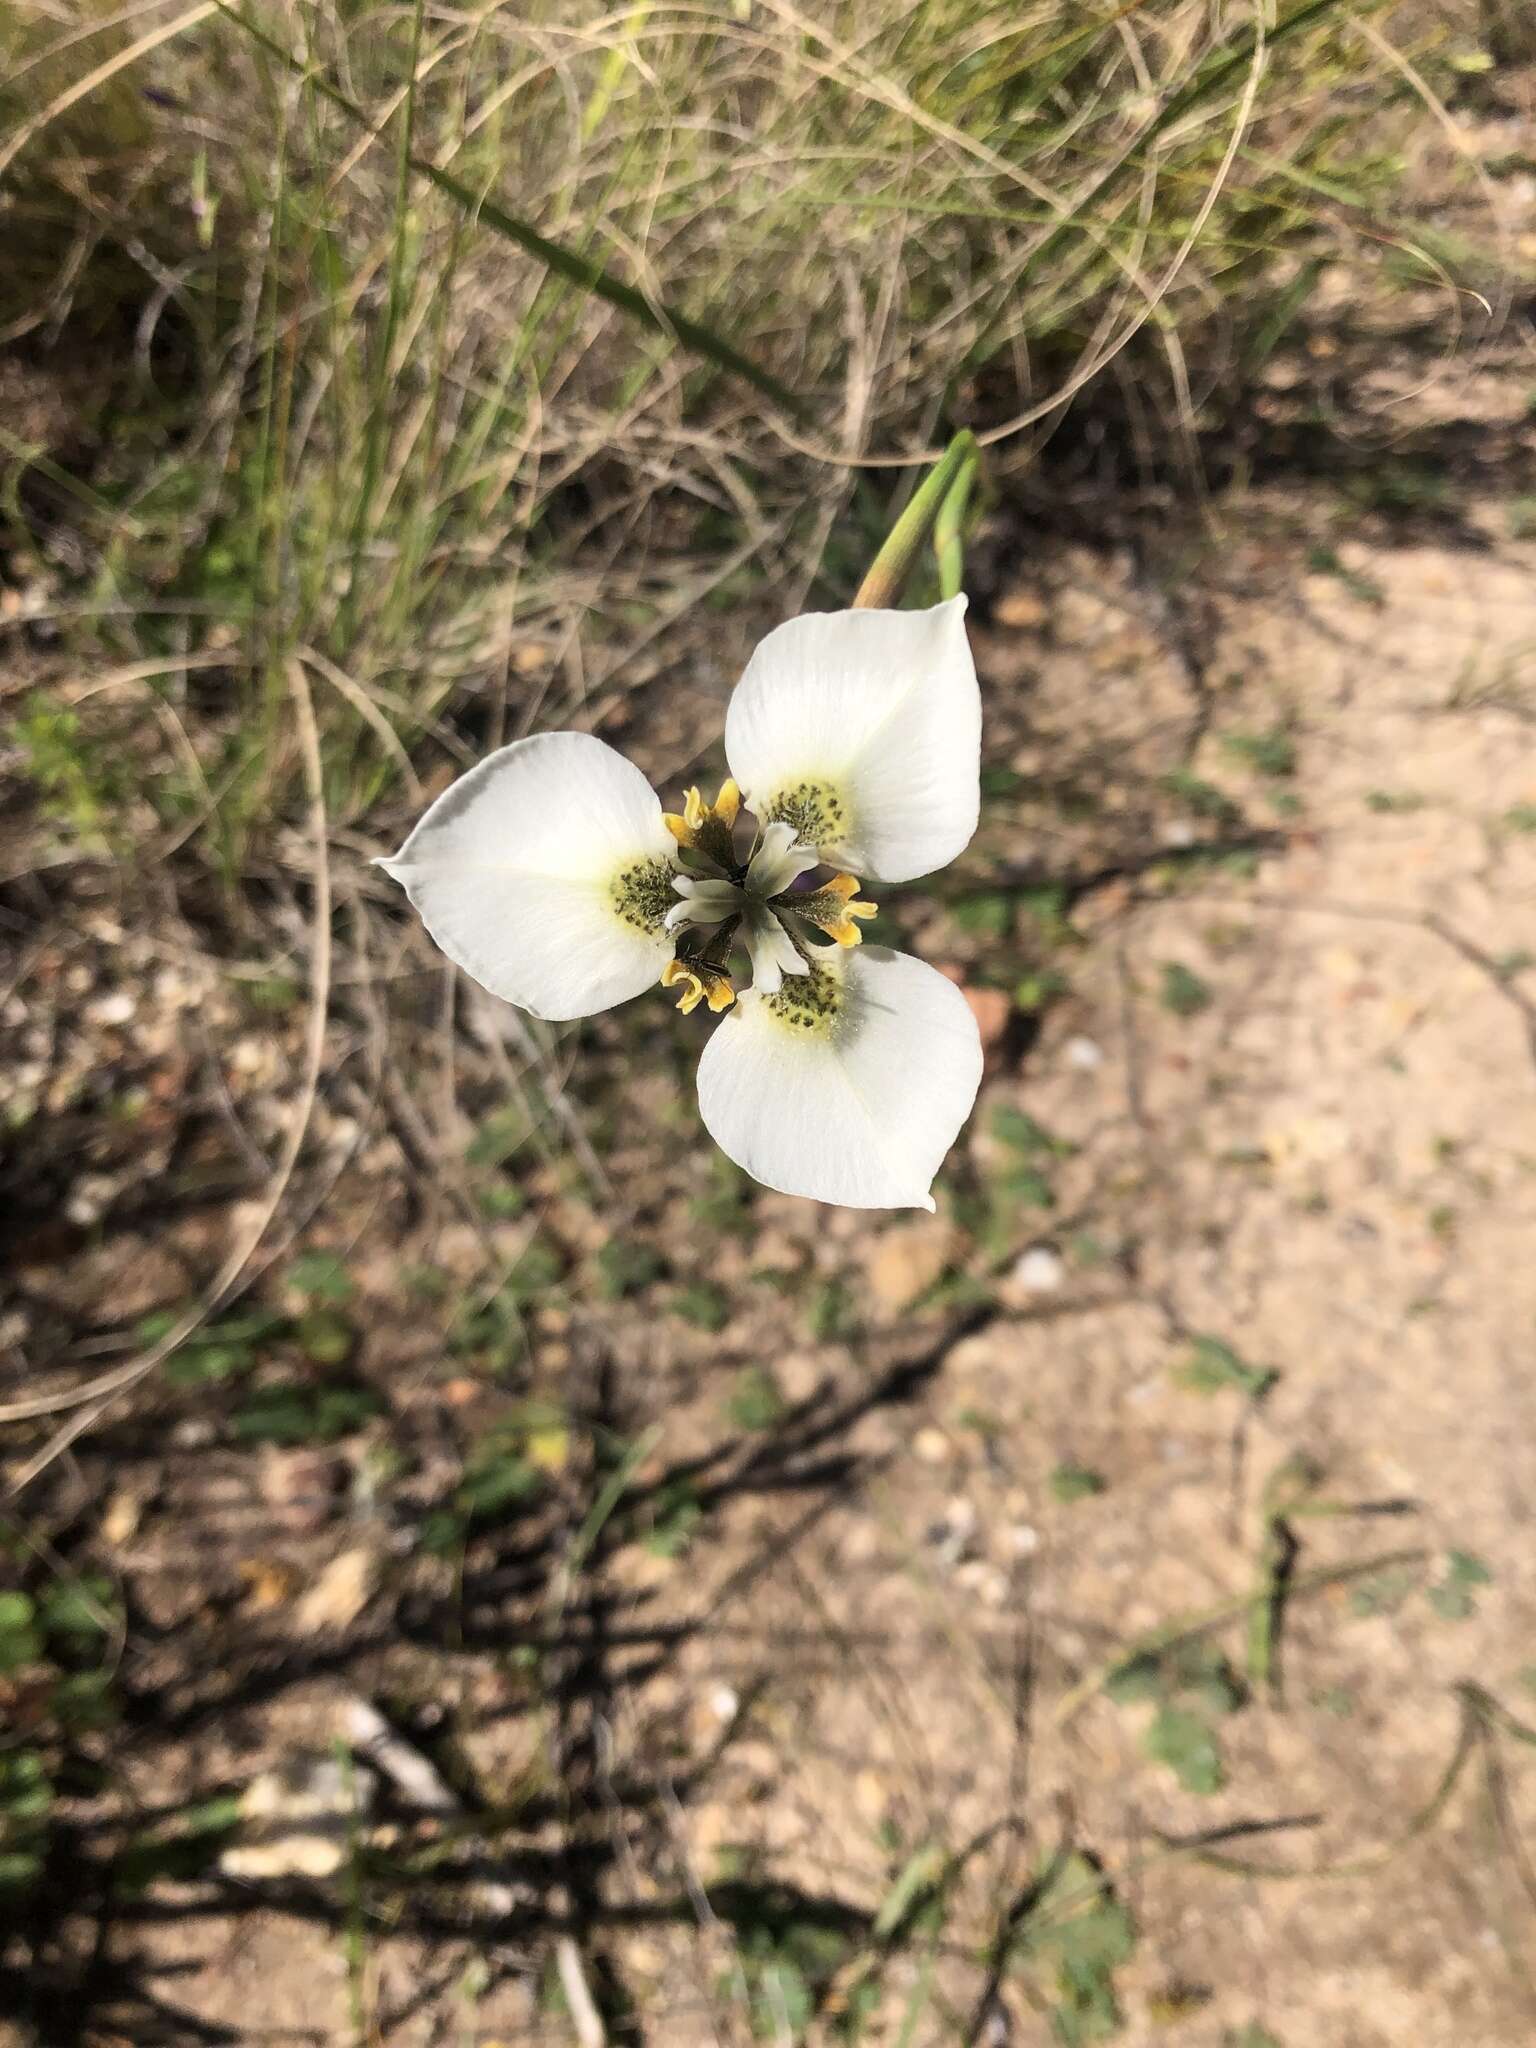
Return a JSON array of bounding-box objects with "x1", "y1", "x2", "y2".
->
[{"x1": 381, "y1": 597, "x2": 984, "y2": 1210}]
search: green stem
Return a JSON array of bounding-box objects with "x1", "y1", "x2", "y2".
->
[
  {"x1": 932, "y1": 445, "x2": 979, "y2": 601},
  {"x1": 854, "y1": 429, "x2": 979, "y2": 610}
]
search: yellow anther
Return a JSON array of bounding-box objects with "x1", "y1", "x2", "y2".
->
[
  {"x1": 663, "y1": 780, "x2": 741, "y2": 863},
  {"x1": 661, "y1": 957, "x2": 735, "y2": 1016},
  {"x1": 796, "y1": 873, "x2": 878, "y2": 946}
]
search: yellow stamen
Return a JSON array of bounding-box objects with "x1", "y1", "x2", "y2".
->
[
  {"x1": 661, "y1": 957, "x2": 736, "y2": 1016},
  {"x1": 795, "y1": 872, "x2": 878, "y2": 946},
  {"x1": 663, "y1": 780, "x2": 741, "y2": 858}
]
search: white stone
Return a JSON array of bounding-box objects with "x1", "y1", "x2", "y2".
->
[
  {"x1": 87, "y1": 990, "x2": 136, "y2": 1026},
  {"x1": 1012, "y1": 1245, "x2": 1065, "y2": 1294}
]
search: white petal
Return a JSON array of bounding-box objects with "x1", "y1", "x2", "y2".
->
[
  {"x1": 745, "y1": 820, "x2": 819, "y2": 898},
  {"x1": 742, "y1": 903, "x2": 808, "y2": 998},
  {"x1": 695, "y1": 947, "x2": 982, "y2": 1210},
  {"x1": 380, "y1": 732, "x2": 675, "y2": 1021},
  {"x1": 668, "y1": 876, "x2": 744, "y2": 931},
  {"x1": 724, "y1": 597, "x2": 980, "y2": 883}
]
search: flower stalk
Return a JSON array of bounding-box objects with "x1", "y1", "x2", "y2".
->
[{"x1": 852, "y1": 429, "x2": 980, "y2": 611}]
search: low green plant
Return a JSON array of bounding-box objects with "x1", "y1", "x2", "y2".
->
[
  {"x1": 1010, "y1": 1852, "x2": 1136, "y2": 2045},
  {"x1": 1174, "y1": 1335, "x2": 1279, "y2": 1401},
  {"x1": 1159, "y1": 963, "x2": 1215, "y2": 1018}
]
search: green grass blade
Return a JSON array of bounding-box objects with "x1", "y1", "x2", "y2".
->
[{"x1": 214, "y1": 2, "x2": 799, "y2": 413}]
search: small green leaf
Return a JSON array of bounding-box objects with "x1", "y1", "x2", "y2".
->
[
  {"x1": 457, "y1": 1452, "x2": 541, "y2": 1520},
  {"x1": 1447, "y1": 1549, "x2": 1492, "y2": 1587},
  {"x1": 1365, "y1": 789, "x2": 1424, "y2": 814},
  {"x1": 872, "y1": 1842, "x2": 946, "y2": 1939},
  {"x1": 596, "y1": 1238, "x2": 665, "y2": 1299},
  {"x1": 1014, "y1": 1851, "x2": 1134, "y2": 2044},
  {"x1": 1349, "y1": 1565, "x2": 1417, "y2": 1617},
  {"x1": 644, "y1": 1484, "x2": 703, "y2": 1559},
  {"x1": 1049, "y1": 1463, "x2": 1105, "y2": 1505},
  {"x1": 1174, "y1": 1336, "x2": 1277, "y2": 1401},
  {"x1": 0, "y1": 1851, "x2": 45, "y2": 1891},
  {"x1": 466, "y1": 1107, "x2": 532, "y2": 1168},
  {"x1": 420, "y1": 1509, "x2": 468, "y2": 1558},
  {"x1": 1222, "y1": 729, "x2": 1296, "y2": 779},
  {"x1": 0, "y1": 1593, "x2": 43, "y2": 1673},
  {"x1": 297, "y1": 1307, "x2": 356, "y2": 1366},
  {"x1": 39, "y1": 1576, "x2": 115, "y2": 1641},
  {"x1": 727, "y1": 1367, "x2": 787, "y2": 1432},
  {"x1": 997, "y1": 1164, "x2": 1056, "y2": 1211},
  {"x1": 992, "y1": 1107, "x2": 1073, "y2": 1158},
  {"x1": 673, "y1": 1283, "x2": 730, "y2": 1333},
  {"x1": 287, "y1": 1252, "x2": 354, "y2": 1303},
  {"x1": 231, "y1": 1381, "x2": 382, "y2": 1445},
  {"x1": 953, "y1": 891, "x2": 1014, "y2": 938},
  {"x1": 807, "y1": 1277, "x2": 856, "y2": 1342},
  {"x1": 1104, "y1": 1655, "x2": 1163, "y2": 1706},
  {"x1": 52, "y1": 1670, "x2": 118, "y2": 1732},
  {"x1": 1143, "y1": 1705, "x2": 1224, "y2": 1794},
  {"x1": 1161, "y1": 769, "x2": 1239, "y2": 821},
  {"x1": 1428, "y1": 1549, "x2": 1492, "y2": 1620},
  {"x1": 1159, "y1": 963, "x2": 1214, "y2": 1018},
  {"x1": 0, "y1": 1591, "x2": 37, "y2": 1634},
  {"x1": 1170, "y1": 1643, "x2": 1246, "y2": 1718},
  {"x1": 0, "y1": 1751, "x2": 53, "y2": 1821}
]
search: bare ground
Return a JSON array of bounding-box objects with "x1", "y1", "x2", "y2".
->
[{"x1": 3, "y1": 477, "x2": 1536, "y2": 2045}]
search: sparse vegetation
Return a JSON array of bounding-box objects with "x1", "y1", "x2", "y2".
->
[{"x1": 4, "y1": 0, "x2": 1536, "y2": 2039}]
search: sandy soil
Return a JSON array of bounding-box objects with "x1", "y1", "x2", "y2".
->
[{"x1": 4, "y1": 485, "x2": 1536, "y2": 2046}]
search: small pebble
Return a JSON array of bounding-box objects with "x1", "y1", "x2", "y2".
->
[
  {"x1": 1064, "y1": 1034, "x2": 1104, "y2": 1071},
  {"x1": 955, "y1": 1559, "x2": 1008, "y2": 1606},
  {"x1": 1012, "y1": 1245, "x2": 1065, "y2": 1294},
  {"x1": 65, "y1": 1174, "x2": 121, "y2": 1226},
  {"x1": 86, "y1": 989, "x2": 135, "y2": 1026}
]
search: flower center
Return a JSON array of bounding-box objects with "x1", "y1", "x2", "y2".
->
[
  {"x1": 656, "y1": 779, "x2": 876, "y2": 1012},
  {"x1": 610, "y1": 855, "x2": 676, "y2": 934}
]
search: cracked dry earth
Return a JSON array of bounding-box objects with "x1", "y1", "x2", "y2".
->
[{"x1": 5, "y1": 486, "x2": 1536, "y2": 2046}]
